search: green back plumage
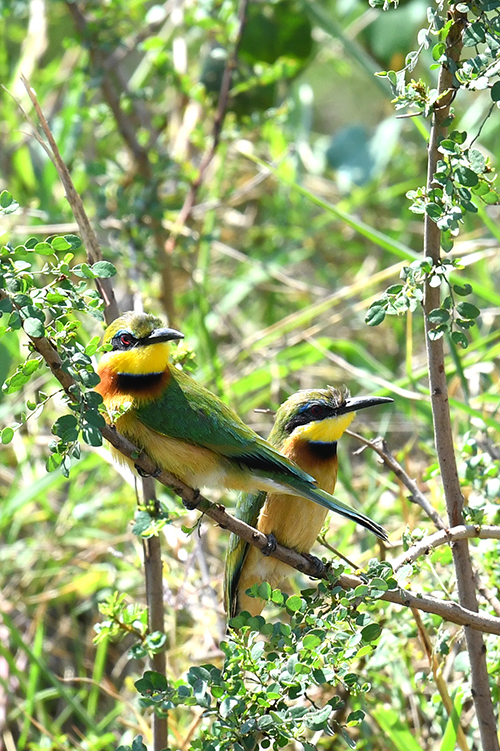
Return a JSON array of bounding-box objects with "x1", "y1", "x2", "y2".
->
[{"x1": 136, "y1": 366, "x2": 317, "y2": 485}]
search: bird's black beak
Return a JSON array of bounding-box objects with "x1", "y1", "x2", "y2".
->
[
  {"x1": 337, "y1": 396, "x2": 393, "y2": 415},
  {"x1": 142, "y1": 327, "x2": 185, "y2": 345}
]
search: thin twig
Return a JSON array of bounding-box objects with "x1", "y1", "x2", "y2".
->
[
  {"x1": 19, "y1": 76, "x2": 119, "y2": 323},
  {"x1": 412, "y1": 608, "x2": 469, "y2": 751},
  {"x1": 392, "y1": 524, "x2": 500, "y2": 570},
  {"x1": 164, "y1": 0, "x2": 250, "y2": 256},
  {"x1": 422, "y1": 8, "x2": 499, "y2": 748},
  {"x1": 347, "y1": 430, "x2": 446, "y2": 530}
]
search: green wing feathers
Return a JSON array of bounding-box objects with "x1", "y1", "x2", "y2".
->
[
  {"x1": 136, "y1": 366, "x2": 316, "y2": 485},
  {"x1": 224, "y1": 490, "x2": 265, "y2": 618}
]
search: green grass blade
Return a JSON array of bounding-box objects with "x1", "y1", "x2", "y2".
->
[
  {"x1": 1, "y1": 610, "x2": 95, "y2": 728},
  {"x1": 372, "y1": 706, "x2": 423, "y2": 751},
  {"x1": 440, "y1": 686, "x2": 466, "y2": 751}
]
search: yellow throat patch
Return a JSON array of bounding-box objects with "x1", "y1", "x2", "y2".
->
[
  {"x1": 100, "y1": 341, "x2": 170, "y2": 375},
  {"x1": 294, "y1": 412, "x2": 356, "y2": 442}
]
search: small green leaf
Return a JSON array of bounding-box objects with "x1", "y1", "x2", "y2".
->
[
  {"x1": 257, "y1": 581, "x2": 271, "y2": 600},
  {"x1": 386, "y1": 284, "x2": 403, "y2": 295},
  {"x1": 286, "y1": 595, "x2": 303, "y2": 613},
  {"x1": 354, "y1": 584, "x2": 369, "y2": 597},
  {"x1": 23, "y1": 317, "x2": 45, "y2": 337},
  {"x1": 46, "y1": 292, "x2": 67, "y2": 303},
  {"x1": 64, "y1": 234, "x2": 82, "y2": 249},
  {"x1": 425, "y1": 202, "x2": 443, "y2": 219},
  {"x1": 432, "y1": 42, "x2": 446, "y2": 60},
  {"x1": 22, "y1": 359, "x2": 41, "y2": 375},
  {"x1": 428, "y1": 308, "x2": 450, "y2": 324},
  {"x1": 133, "y1": 511, "x2": 154, "y2": 536},
  {"x1": 365, "y1": 305, "x2": 386, "y2": 326},
  {"x1": 85, "y1": 335, "x2": 101, "y2": 356},
  {"x1": 490, "y1": 81, "x2": 500, "y2": 102},
  {"x1": 51, "y1": 236, "x2": 72, "y2": 251},
  {"x1": 46, "y1": 453, "x2": 63, "y2": 472},
  {"x1": 0, "y1": 190, "x2": 13, "y2": 208},
  {"x1": 439, "y1": 139, "x2": 459, "y2": 155},
  {"x1": 456, "y1": 302, "x2": 480, "y2": 319},
  {"x1": 347, "y1": 709, "x2": 365, "y2": 725},
  {"x1": 271, "y1": 588, "x2": 284, "y2": 604},
  {"x1": 34, "y1": 242, "x2": 55, "y2": 256},
  {"x1": 91, "y1": 261, "x2": 117, "y2": 278},
  {"x1": 82, "y1": 423, "x2": 103, "y2": 446},
  {"x1": 0, "y1": 191, "x2": 19, "y2": 214},
  {"x1": 428, "y1": 325, "x2": 446, "y2": 341},
  {"x1": 451, "y1": 331, "x2": 468, "y2": 349},
  {"x1": 84, "y1": 409, "x2": 106, "y2": 428},
  {"x1": 453, "y1": 283, "x2": 473, "y2": 296},
  {"x1": 1, "y1": 427, "x2": 14, "y2": 444},
  {"x1": 302, "y1": 634, "x2": 322, "y2": 650},
  {"x1": 455, "y1": 166, "x2": 479, "y2": 187},
  {"x1": 361, "y1": 622, "x2": 382, "y2": 642}
]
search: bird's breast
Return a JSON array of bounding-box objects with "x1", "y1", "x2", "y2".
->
[
  {"x1": 256, "y1": 436, "x2": 339, "y2": 551},
  {"x1": 96, "y1": 364, "x2": 170, "y2": 404}
]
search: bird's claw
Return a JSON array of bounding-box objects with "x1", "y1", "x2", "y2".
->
[
  {"x1": 135, "y1": 463, "x2": 161, "y2": 478},
  {"x1": 302, "y1": 552, "x2": 325, "y2": 578},
  {"x1": 183, "y1": 488, "x2": 202, "y2": 511},
  {"x1": 262, "y1": 532, "x2": 278, "y2": 556}
]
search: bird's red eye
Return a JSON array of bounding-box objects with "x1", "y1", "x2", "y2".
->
[
  {"x1": 120, "y1": 334, "x2": 132, "y2": 347},
  {"x1": 309, "y1": 404, "x2": 323, "y2": 418}
]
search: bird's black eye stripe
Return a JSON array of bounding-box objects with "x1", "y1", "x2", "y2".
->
[
  {"x1": 285, "y1": 402, "x2": 338, "y2": 433},
  {"x1": 111, "y1": 330, "x2": 138, "y2": 350}
]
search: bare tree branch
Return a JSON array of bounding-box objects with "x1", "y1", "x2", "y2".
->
[
  {"x1": 392, "y1": 524, "x2": 500, "y2": 570},
  {"x1": 422, "y1": 7, "x2": 499, "y2": 748},
  {"x1": 347, "y1": 430, "x2": 446, "y2": 530},
  {"x1": 141, "y1": 476, "x2": 168, "y2": 751}
]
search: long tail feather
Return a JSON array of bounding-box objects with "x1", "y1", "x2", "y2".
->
[
  {"x1": 278, "y1": 479, "x2": 388, "y2": 540},
  {"x1": 303, "y1": 485, "x2": 387, "y2": 540}
]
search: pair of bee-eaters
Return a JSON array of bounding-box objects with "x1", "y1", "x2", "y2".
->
[{"x1": 96, "y1": 312, "x2": 391, "y2": 618}]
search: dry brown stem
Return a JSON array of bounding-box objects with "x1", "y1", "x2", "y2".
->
[
  {"x1": 20, "y1": 76, "x2": 119, "y2": 323},
  {"x1": 422, "y1": 7, "x2": 499, "y2": 747}
]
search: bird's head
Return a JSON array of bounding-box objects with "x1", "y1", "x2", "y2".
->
[
  {"x1": 271, "y1": 386, "x2": 392, "y2": 445},
  {"x1": 99, "y1": 311, "x2": 184, "y2": 375}
]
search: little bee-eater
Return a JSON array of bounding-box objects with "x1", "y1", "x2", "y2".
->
[
  {"x1": 96, "y1": 312, "x2": 390, "y2": 542},
  {"x1": 224, "y1": 387, "x2": 391, "y2": 617}
]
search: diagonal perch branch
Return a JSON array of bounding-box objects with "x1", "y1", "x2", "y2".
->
[{"x1": 5, "y1": 296, "x2": 500, "y2": 637}]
